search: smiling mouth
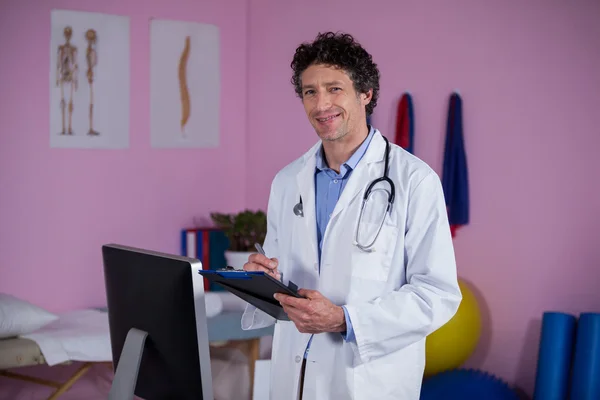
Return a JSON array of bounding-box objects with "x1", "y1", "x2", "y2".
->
[{"x1": 316, "y1": 113, "x2": 341, "y2": 123}]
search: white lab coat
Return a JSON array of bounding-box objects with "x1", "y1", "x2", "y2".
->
[{"x1": 242, "y1": 129, "x2": 462, "y2": 400}]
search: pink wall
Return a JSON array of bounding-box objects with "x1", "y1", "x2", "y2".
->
[
  {"x1": 0, "y1": 0, "x2": 248, "y2": 312},
  {"x1": 245, "y1": 0, "x2": 600, "y2": 396},
  {"x1": 2, "y1": 0, "x2": 600, "y2": 398}
]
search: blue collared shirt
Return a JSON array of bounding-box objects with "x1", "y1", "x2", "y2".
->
[{"x1": 304, "y1": 126, "x2": 375, "y2": 357}]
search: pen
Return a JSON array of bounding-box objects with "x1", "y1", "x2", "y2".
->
[
  {"x1": 254, "y1": 242, "x2": 266, "y2": 256},
  {"x1": 254, "y1": 243, "x2": 283, "y2": 281}
]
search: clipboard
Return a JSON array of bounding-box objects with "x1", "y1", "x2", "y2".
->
[{"x1": 198, "y1": 268, "x2": 304, "y2": 321}]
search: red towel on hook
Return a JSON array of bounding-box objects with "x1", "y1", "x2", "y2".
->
[{"x1": 394, "y1": 93, "x2": 414, "y2": 154}]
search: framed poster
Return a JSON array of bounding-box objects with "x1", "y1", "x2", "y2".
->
[
  {"x1": 150, "y1": 19, "x2": 220, "y2": 148},
  {"x1": 50, "y1": 9, "x2": 130, "y2": 149}
]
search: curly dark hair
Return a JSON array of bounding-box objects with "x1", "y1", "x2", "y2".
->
[{"x1": 290, "y1": 31, "x2": 380, "y2": 116}]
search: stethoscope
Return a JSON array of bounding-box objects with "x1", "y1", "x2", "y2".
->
[{"x1": 293, "y1": 135, "x2": 395, "y2": 252}]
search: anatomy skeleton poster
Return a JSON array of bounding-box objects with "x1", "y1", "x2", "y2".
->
[
  {"x1": 149, "y1": 19, "x2": 220, "y2": 148},
  {"x1": 50, "y1": 9, "x2": 130, "y2": 149}
]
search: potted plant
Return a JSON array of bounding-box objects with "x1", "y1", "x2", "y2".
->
[{"x1": 210, "y1": 209, "x2": 267, "y2": 269}]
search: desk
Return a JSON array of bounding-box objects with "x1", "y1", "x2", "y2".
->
[{"x1": 207, "y1": 311, "x2": 274, "y2": 395}]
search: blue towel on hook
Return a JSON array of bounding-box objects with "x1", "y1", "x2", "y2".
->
[{"x1": 442, "y1": 92, "x2": 469, "y2": 237}]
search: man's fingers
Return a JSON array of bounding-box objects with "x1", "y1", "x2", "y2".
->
[
  {"x1": 248, "y1": 253, "x2": 278, "y2": 270},
  {"x1": 279, "y1": 302, "x2": 321, "y2": 334},
  {"x1": 281, "y1": 304, "x2": 307, "y2": 322},
  {"x1": 297, "y1": 289, "x2": 322, "y2": 299},
  {"x1": 274, "y1": 293, "x2": 289, "y2": 303},
  {"x1": 283, "y1": 308, "x2": 318, "y2": 334},
  {"x1": 245, "y1": 265, "x2": 277, "y2": 280},
  {"x1": 276, "y1": 293, "x2": 311, "y2": 310},
  {"x1": 243, "y1": 262, "x2": 270, "y2": 273},
  {"x1": 276, "y1": 294, "x2": 300, "y2": 307},
  {"x1": 243, "y1": 254, "x2": 279, "y2": 279}
]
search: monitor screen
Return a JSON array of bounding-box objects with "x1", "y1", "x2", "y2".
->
[{"x1": 102, "y1": 243, "x2": 213, "y2": 400}]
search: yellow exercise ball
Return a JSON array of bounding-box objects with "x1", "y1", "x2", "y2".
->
[{"x1": 424, "y1": 279, "x2": 482, "y2": 377}]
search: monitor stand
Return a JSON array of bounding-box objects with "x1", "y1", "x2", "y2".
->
[{"x1": 108, "y1": 328, "x2": 148, "y2": 400}]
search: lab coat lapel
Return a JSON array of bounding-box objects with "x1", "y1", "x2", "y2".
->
[
  {"x1": 330, "y1": 131, "x2": 386, "y2": 221},
  {"x1": 295, "y1": 144, "x2": 320, "y2": 266}
]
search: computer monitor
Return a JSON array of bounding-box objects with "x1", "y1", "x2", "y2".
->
[{"x1": 102, "y1": 243, "x2": 213, "y2": 400}]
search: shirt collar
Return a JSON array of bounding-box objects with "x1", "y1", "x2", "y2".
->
[{"x1": 315, "y1": 125, "x2": 375, "y2": 173}]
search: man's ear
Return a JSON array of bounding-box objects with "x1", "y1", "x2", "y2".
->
[{"x1": 361, "y1": 89, "x2": 373, "y2": 105}]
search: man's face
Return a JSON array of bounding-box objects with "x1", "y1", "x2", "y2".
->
[{"x1": 300, "y1": 64, "x2": 371, "y2": 142}]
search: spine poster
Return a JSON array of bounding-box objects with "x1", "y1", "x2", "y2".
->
[{"x1": 149, "y1": 18, "x2": 220, "y2": 148}]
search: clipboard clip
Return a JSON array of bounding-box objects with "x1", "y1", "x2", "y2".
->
[
  {"x1": 217, "y1": 266, "x2": 240, "y2": 271},
  {"x1": 287, "y1": 280, "x2": 298, "y2": 292},
  {"x1": 212, "y1": 267, "x2": 299, "y2": 294}
]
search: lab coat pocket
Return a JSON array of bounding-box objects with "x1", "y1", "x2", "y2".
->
[{"x1": 350, "y1": 221, "x2": 398, "y2": 282}]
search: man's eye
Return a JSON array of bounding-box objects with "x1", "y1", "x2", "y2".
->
[
  {"x1": 304, "y1": 90, "x2": 314, "y2": 95},
  {"x1": 331, "y1": 87, "x2": 341, "y2": 92}
]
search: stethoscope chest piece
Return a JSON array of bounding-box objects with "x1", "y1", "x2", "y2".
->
[{"x1": 293, "y1": 200, "x2": 304, "y2": 217}]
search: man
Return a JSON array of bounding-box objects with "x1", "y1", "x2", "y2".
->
[{"x1": 242, "y1": 31, "x2": 462, "y2": 400}]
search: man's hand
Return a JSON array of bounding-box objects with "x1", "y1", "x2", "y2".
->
[
  {"x1": 274, "y1": 289, "x2": 346, "y2": 334},
  {"x1": 243, "y1": 253, "x2": 280, "y2": 280}
]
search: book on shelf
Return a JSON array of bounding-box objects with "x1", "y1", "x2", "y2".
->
[{"x1": 180, "y1": 227, "x2": 229, "y2": 292}]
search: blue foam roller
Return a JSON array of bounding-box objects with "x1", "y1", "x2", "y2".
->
[
  {"x1": 570, "y1": 312, "x2": 600, "y2": 400},
  {"x1": 533, "y1": 312, "x2": 576, "y2": 400}
]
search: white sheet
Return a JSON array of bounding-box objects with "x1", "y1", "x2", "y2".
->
[
  {"x1": 212, "y1": 291, "x2": 247, "y2": 312},
  {"x1": 204, "y1": 291, "x2": 247, "y2": 318},
  {"x1": 204, "y1": 292, "x2": 223, "y2": 318},
  {"x1": 15, "y1": 293, "x2": 245, "y2": 368},
  {"x1": 19, "y1": 309, "x2": 111, "y2": 366}
]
